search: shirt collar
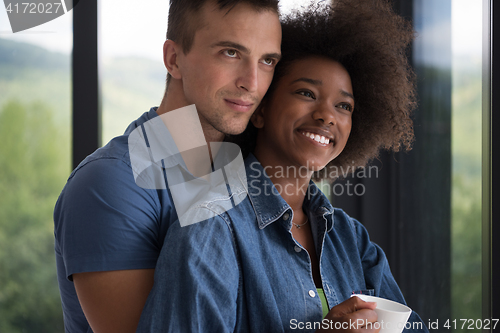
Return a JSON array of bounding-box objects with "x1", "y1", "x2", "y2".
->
[
  {"x1": 302, "y1": 180, "x2": 336, "y2": 232},
  {"x1": 244, "y1": 154, "x2": 335, "y2": 231}
]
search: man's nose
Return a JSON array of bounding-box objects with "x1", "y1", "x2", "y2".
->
[{"x1": 236, "y1": 61, "x2": 259, "y2": 93}]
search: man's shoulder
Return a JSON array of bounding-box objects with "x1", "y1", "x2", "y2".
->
[
  {"x1": 55, "y1": 108, "x2": 170, "y2": 220},
  {"x1": 69, "y1": 108, "x2": 159, "y2": 180},
  {"x1": 72, "y1": 136, "x2": 131, "y2": 177}
]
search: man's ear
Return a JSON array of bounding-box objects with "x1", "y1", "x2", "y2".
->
[
  {"x1": 251, "y1": 102, "x2": 266, "y2": 129},
  {"x1": 163, "y1": 39, "x2": 182, "y2": 79}
]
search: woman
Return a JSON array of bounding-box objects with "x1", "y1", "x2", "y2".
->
[{"x1": 137, "y1": 1, "x2": 427, "y2": 332}]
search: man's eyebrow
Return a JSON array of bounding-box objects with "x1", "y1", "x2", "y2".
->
[
  {"x1": 265, "y1": 52, "x2": 282, "y2": 61},
  {"x1": 212, "y1": 41, "x2": 249, "y2": 53},
  {"x1": 212, "y1": 41, "x2": 281, "y2": 60}
]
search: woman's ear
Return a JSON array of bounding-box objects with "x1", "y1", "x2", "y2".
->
[
  {"x1": 163, "y1": 39, "x2": 182, "y2": 79},
  {"x1": 251, "y1": 102, "x2": 266, "y2": 129}
]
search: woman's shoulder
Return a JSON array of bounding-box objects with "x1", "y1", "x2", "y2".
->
[
  {"x1": 332, "y1": 207, "x2": 358, "y2": 229},
  {"x1": 328, "y1": 207, "x2": 375, "y2": 246}
]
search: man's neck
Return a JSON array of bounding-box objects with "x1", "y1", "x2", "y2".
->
[
  {"x1": 156, "y1": 81, "x2": 189, "y2": 117},
  {"x1": 155, "y1": 82, "x2": 224, "y2": 177},
  {"x1": 156, "y1": 82, "x2": 225, "y2": 143}
]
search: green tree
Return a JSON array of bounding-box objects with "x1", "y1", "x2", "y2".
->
[
  {"x1": 450, "y1": 60, "x2": 482, "y2": 332},
  {"x1": 0, "y1": 100, "x2": 68, "y2": 332},
  {"x1": 451, "y1": 174, "x2": 482, "y2": 320}
]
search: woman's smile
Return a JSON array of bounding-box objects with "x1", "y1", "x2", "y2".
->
[
  {"x1": 253, "y1": 56, "x2": 353, "y2": 173},
  {"x1": 299, "y1": 130, "x2": 331, "y2": 146}
]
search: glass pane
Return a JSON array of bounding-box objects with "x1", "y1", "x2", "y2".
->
[
  {"x1": 398, "y1": 0, "x2": 453, "y2": 324},
  {"x1": 0, "y1": 10, "x2": 72, "y2": 333},
  {"x1": 328, "y1": 1, "x2": 483, "y2": 331},
  {"x1": 410, "y1": 0, "x2": 483, "y2": 329},
  {"x1": 451, "y1": 0, "x2": 482, "y2": 327},
  {"x1": 99, "y1": 0, "x2": 168, "y2": 144}
]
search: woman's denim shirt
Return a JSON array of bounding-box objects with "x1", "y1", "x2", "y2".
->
[{"x1": 137, "y1": 154, "x2": 428, "y2": 333}]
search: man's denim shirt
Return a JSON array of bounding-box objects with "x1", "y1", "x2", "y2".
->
[{"x1": 137, "y1": 154, "x2": 428, "y2": 333}]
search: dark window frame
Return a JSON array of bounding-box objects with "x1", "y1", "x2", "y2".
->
[
  {"x1": 483, "y1": 0, "x2": 499, "y2": 328},
  {"x1": 72, "y1": 0, "x2": 100, "y2": 169}
]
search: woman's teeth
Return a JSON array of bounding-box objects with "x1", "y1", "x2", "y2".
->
[{"x1": 302, "y1": 132, "x2": 330, "y2": 144}]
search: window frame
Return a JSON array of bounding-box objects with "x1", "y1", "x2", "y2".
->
[
  {"x1": 482, "y1": 0, "x2": 499, "y2": 329},
  {"x1": 72, "y1": 0, "x2": 100, "y2": 169}
]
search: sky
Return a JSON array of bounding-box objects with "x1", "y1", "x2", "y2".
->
[
  {"x1": 0, "y1": 0, "x2": 484, "y2": 60},
  {"x1": 451, "y1": 0, "x2": 482, "y2": 57}
]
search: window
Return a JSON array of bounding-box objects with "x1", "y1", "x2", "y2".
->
[
  {"x1": 450, "y1": 0, "x2": 483, "y2": 325},
  {"x1": 1, "y1": 0, "x2": 493, "y2": 331},
  {"x1": 99, "y1": 0, "x2": 168, "y2": 143},
  {"x1": 0, "y1": 9, "x2": 71, "y2": 332}
]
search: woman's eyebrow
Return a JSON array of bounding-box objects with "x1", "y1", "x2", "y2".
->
[
  {"x1": 291, "y1": 77, "x2": 322, "y2": 86},
  {"x1": 340, "y1": 90, "x2": 355, "y2": 101},
  {"x1": 291, "y1": 78, "x2": 355, "y2": 101}
]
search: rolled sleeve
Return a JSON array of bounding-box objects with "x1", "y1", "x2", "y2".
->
[{"x1": 54, "y1": 157, "x2": 163, "y2": 280}]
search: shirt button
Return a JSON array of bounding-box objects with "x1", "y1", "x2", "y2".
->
[
  {"x1": 309, "y1": 290, "x2": 316, "y2": 298},
  {"x1": 283, "y1": 212, "x2": 290, "y2": 221},
  {"x1": 294, "y1": 246, "x2": 302, "y2": 253}
]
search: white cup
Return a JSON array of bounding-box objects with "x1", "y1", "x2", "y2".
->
[{"x1": 352, "y1": 295, "x2": 412, "y2": 333}]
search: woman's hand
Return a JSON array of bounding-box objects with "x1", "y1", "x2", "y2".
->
[{"x1": 316, "y1": 296, "x2": 380, "y2": 332}]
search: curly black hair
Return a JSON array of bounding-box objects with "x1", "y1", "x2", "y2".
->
[{"x1": 228, "y1": 0, "x2": 417, "y2": 181}]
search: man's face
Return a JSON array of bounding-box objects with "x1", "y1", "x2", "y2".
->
[{"x1": 175, "y1": 2, "x2": 282, "y2": 139}]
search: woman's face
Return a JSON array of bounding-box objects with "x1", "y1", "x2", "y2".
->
[{"x1": 252, "y1": 56, "x2": 354, "y2": 173}]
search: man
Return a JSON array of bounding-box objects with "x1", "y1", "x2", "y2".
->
[{"x1": 53, "y1": 0, "x2": 281, "y2": 332}]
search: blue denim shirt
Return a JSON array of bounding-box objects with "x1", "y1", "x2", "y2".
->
[{"x1": 137, "y1": 154, "x2": 428, "y2": 333}]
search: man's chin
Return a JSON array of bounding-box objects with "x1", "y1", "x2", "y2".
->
[
  {"x1": 216, "y1": 118, "x2": 252, "y2": 136},
  {"x1": 219, "y1": 126, "x2": 248, "y2": 136}
]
